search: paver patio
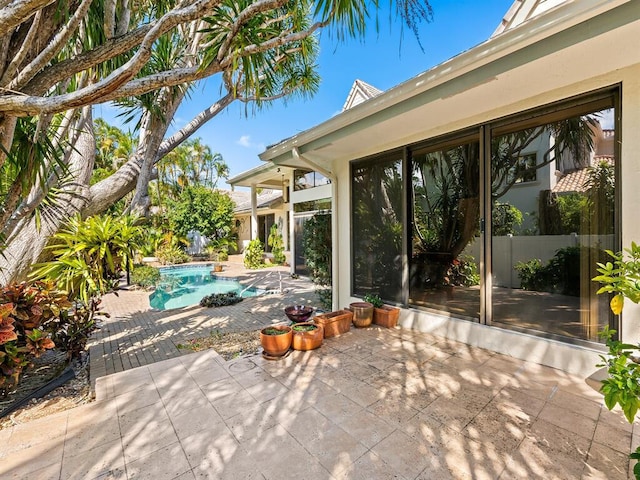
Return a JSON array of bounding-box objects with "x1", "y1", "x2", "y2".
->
[{"x1": 0, "y1": 261, "x2": 637, "y2": 479}]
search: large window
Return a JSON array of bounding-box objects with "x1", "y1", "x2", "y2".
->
[
  {"x1": 349, "y1": 88, "x2": 618, "y2": 345},
  {"x1": 352, "y1": 153, "x2": 404, "y2": 303},
  {"x1": 294, "y1": 169, "x2": 331, "y2": 191}
]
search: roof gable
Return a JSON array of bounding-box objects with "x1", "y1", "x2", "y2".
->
[
  {"x1": 493, "y1": 0, "x2": 568, "y2": 37},
  {"x1": 342, "y1": 79, "x2": 383, "y2": 111}
]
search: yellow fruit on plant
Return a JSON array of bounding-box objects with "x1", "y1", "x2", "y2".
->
[{"x1": 610, "y1": 294, "x2": 624, "y2": 315}]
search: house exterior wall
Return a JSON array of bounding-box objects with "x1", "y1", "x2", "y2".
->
[
  {"x1": 334, "y1": 47, "x2": 640, "y2": 375},
  {"x1": 234, "y1": 207, "x2": 289, "y2": 252},
  {"x1": 251, "y1": 2, "x2": 639, "y2": 375}
]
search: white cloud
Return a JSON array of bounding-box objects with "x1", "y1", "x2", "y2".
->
[
  {"x1": 236, "y1": 135, "x2": 265, "y2": 151},
  {"x1": 237, "y1": 135, "x2": 252, "y2": 147}
]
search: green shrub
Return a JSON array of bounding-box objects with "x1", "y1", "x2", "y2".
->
[
  {"x1": 515, "y1": 246, "x2": 580, "y2": 296},
  {"x1": 156, "y1": 244, "x2": 190, "y2": 265},
  {"x1": 199, "y1": 291, "x2": 243, "y2": 308},
  {"x1": 51, "y1": 300, "x2": 101, "y2": 360},
  {"x1": 244, "y1": 239, "x2": 265, "y2": 269},
  {"x1": 131, "y1": 265, "x2": 161, "y2": 288},
  {"x1": 363, "y1": 294, "x2": 383, "y2": 308},
  {"x1": 268, "y1": 224, "x2": 286, "y2": 265},
  {"x1": 492, "y1": 202, "x2": 523, "y2": 236},
  {"x1": 447, "y1": 255, "x2": 480, "y2": 287}
]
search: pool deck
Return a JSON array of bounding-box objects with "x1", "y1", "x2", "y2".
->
[
  {"x1": 90, "y1": 258, "x2": 318, "y2": 379},
  {"x1": 1, "y1": 259, "x2": 638, "y2": 479}
]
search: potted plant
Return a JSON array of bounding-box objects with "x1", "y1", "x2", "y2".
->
[
  {"x1": 259, "y1": 325, "x2": 292, "y2": 357},
  {"x1": 364, "y1": 294, "x2": 400, "y2": 328},
  {"x1": 291, "y1": 322, "x2": 323, "y2": 351}
]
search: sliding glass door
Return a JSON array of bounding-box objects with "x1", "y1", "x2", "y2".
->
[
  {"x1": 350, "y1": 88, "x2": 618, "y2": 345},
  {"x1": 489, "y1": 104, "x2": 616, "y2": 342},
  {"x1": 408, "y1": 137, "x2": 481, "y2": 320}
]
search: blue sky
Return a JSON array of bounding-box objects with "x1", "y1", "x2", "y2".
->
[{"x1": 95, "y1": 0, "x2": 515, "y2": 181}]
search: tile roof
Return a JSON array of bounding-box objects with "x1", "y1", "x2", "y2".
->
[{"x1": 552, "y1": 156, "x2": 614, "y2": 193}]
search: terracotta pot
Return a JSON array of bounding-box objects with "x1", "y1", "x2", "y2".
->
[
  {"x1": 349, "y1": 302, "x2": 373, "y2": 328},
  {"x1": 291, "y1": 322, "x2": 323, "y2": 351},
  {"x1": 373, "y1": 306, "x2": 400, "y2": 328},
  {"x1": 260, "y1": 325, "x2": 292, "y2": 357},
  {"x1": 314, "y1": 310, "x2": 352, "y2": 338}
]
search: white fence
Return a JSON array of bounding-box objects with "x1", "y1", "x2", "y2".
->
[{"x1": 463, "y1": 234, "x2": 615, "y2": 288}]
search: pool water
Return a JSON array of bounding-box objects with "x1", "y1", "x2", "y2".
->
[{"x1": 149, "y1": 265, "x2": 261, "y2": 310}]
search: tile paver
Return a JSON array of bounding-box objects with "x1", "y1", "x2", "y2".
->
[{"x1": 0, "y1": 260, "x2": 638, "y2": 478}]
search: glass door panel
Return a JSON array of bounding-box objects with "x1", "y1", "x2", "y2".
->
[
  {"x1": 409, "y1": 141, "x2": 481, "y2": 320},
  {"x1": 490, "y1": 108, "x2": 615, "y2": 343}
]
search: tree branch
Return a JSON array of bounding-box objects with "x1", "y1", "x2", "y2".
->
[
  {"x1": 10, "y1": 0, "x2": 93, "y2": 90},
  {"x1": 0, "y1": 0, "x2": 225, "y2": 115},
  {"x1": 0, "y1": 10, "x2": 41, "y2": 87},
  {"x1": 0, "y1": 0, "x2": 56, "y2": 37}
]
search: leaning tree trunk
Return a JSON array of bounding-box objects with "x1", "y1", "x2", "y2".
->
[
  {"x1": 0, "y1": 105, "x2": 95, "y2": 284},
  {"x1": 127, "y1": 87, "x2": 183, "y2": 217}
]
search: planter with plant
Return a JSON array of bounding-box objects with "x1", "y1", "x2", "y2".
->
[
  {"x1": 291, "y1": 323, "x2": 323, "y2": 351},
  {"x1": 592, "y1": 242, "x2": 640, "y2": 479},
  {"x1": 363, "y1": 294, "x2": 400, "y2": 328},
  {"x1": 259, "y1": 325, "x2": 292, "y2": 357}
]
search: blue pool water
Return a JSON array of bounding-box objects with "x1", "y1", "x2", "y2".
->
[{"x1": 149, "y1": 265, "x2": 261, "y2": 310}]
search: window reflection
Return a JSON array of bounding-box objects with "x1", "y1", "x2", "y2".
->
[
  {"x1": 352, "y1": 156, "x2": 403, "y2": 303},
  {"x1": 491, "y1": 108, "x2": 615, "y2": 342},
  {"x1": 409, "y1": 141, "x2": 481, "y2": 319}
]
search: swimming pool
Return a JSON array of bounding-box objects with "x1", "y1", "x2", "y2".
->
[{"x1": 149, "y1": 265, "x2": 262, "y2": 310}]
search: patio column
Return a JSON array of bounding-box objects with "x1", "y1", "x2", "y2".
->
[{"x1": 251, "y1": 186, "x2": 258, "y2": 241}]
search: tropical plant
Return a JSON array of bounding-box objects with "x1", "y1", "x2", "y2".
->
[
  {"x1": 0, "y1": 281, "x2": 71, "y2": 391},
  {"x1": 268, "y1": 224, "x2": 286, "y2": 265},
  {"x1": 131, "y1": 266, "x2": 162, "y2": 288},
  {"x1": 51, "y1": 299, "x2": 104, "y2": 360},
  {"x1": 592, "y1": 242, "x2": 640, "y2": 479},
  {"x1": 244, "y1": 239, "x2": 265, "y2": 269},
  {"x1": 0, "y1": 0, "x2": 432, "y2": 284},
  {"x1": 31, "y1": 214, "x2": 144, "y2": 303}
]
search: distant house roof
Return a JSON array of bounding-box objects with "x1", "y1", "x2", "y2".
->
[
  {"x1": 342, "y1": 79, "x2": 383, "y2": 111},
  {"x1": 493, "y1": 0, "x2": 567, "y2": 37},
  {"x1": 552, "y1": 156, "x2": 614, "y2": 193},
  {"x1": 229, "y1": 189, "x2": 283, "y2": 213}
]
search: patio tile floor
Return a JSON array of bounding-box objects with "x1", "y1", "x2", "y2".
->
[{"x1": 1, "y1": 261, "x2": 638, "y2": 479}]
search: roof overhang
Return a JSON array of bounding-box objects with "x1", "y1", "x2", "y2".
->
[
  {"x1": 227, "y1": 163, "x2": 294, "y2": 189},
  {"x1": 259, "y1": 0, "x2": 636, "y2": 168}
]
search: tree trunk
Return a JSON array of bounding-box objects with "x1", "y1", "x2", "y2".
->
[
  {"x1": 0, "y1": 106, "x2": 95, "y2": 284},
  {"x1": 128, "y1": 88, "x2": 183, "y2": 216}
]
